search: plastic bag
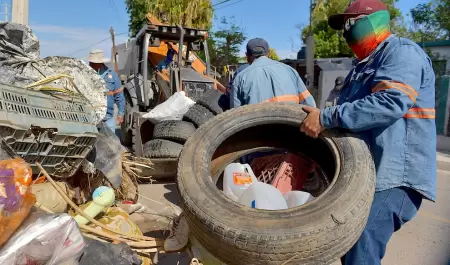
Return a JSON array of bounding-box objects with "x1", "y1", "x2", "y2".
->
[
  {"x1": 0, "y1": 209, "x2": 85, "y2": 265},
  {"x1": 0, "y1": 22, "x2": 107, "y2": 123},
  {"x1": 93, "y1": 122, "x2": 127, "y2": 188},
  {"x1": 142, "y1": 91, "x2": 195, "y2": 123},
  {"x1": 0, "y1": 158, "x2": 35, "y2": 247}
]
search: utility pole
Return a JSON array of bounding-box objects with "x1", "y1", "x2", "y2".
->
[
  {"x1": 306, "y1": 0, "x2": 315, "y2": 91},
  {"x1": 110, "y1": 27, "x2": 119, "y2": 73},
  {"x1": 11, "y1": 0, "x2": 28, "y2": 25}
]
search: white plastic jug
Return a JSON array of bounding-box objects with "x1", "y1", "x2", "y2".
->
[
  {"x1": 238, "y1": 182, "x2": 288, "y2": 210},
  {"x1": 223, "y1": 163, "x2": 258, "y2": 201},
  {"x1": 284, "y1": 191, "x2": 315, "y2": 208}
]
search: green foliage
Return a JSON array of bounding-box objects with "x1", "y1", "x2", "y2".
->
[
  {"x1": 299, "y1": 0, "x2": 405, "y2": 58},
  {"x1": 268, "y1": 48, "x2": 280, "y2": 61},
  {"x1": 410, "y1": 0, "x2": 449, "y2": 42},
  {"x1": 208, "y1": 17, "x2": 246, "y2": 67},
  {"x1": 125, "y1": 0, "x2": 214, "y2": 36}
]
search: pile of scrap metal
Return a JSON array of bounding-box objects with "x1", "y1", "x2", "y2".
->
[{"x1": 0, "y1": 22, "x2": 159, "y2": 265}]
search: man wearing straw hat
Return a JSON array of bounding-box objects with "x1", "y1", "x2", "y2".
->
[{"x1": 88, "y1": 49, "x2": 125, "y2": 134}]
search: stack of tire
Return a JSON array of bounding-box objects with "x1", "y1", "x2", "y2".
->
[{"x1": 142, "y1": 89, "x2": 227, "y2": 158}]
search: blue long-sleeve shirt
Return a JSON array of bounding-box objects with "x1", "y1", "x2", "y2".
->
[
  {"x1": 320, "y1": 35, "x2": 437, "y2": 201},
  {"x1": 100, "y1": 67, "x2": 125, "y2": 119},
  {"x1": 231, "y1": 56, "x2": 316, "y2": 108}
]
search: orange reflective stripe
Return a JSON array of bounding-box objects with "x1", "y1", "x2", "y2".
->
[
  {"x1": 106, "y1": 87, "x2": 124, "y2": 96},
  {"x1": 404, "y1": 107, "x2": 435, "y2": 119},
  {"x1": 372, "y1": 81, "x2": 418, "y2": 102},
  {"x1": 403, "y1": 113, "x2": 435, "y2": 119},
  {"x1": 264, "y1": 94, "x2": 299, "y2": 103},
  {"x1": 298, "y1": 90, "x2": 311, "y2": 102},
  {"x1": 408, "y1": 108, "x2": 435, "y2": 113}
]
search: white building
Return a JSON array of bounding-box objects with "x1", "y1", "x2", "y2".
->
[{"x1": 418, "y1": 40, "x2": 450, "y2": 75}]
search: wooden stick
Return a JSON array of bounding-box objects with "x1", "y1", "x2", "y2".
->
[
  {"x1": 34, "y1": 202, "x2": 163, "y2": 248},
  {"x1": 80, "y1": 225, "x2": 162, "y2": 247},
  {"x1": 36, "y1": 163, "x2": 160, "y2": 242},
  {"x1": 83, "y1": 232, "x2": 109, "y2": 243}
]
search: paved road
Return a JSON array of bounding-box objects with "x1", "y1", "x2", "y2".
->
[{"x1": 136, "y1": 152, "x2": 450, "y2": 265}]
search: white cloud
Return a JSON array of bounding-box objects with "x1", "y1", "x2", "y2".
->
[{"x1": 30, "y1": 24, "x2": 128, "y2": 61}]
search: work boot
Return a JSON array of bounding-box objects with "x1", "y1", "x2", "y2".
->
[
  {"x1": 190, "y1": 258, "x2": 204, "y2": 265},
  {"x1": 163, "y1": 213, "x2": 189, "y2": 252}
]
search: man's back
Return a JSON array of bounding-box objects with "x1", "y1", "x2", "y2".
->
[{"x1": 231, "y1": 56, "x2": 315, "y2": 107}]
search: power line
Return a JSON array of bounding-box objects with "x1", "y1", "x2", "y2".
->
[
  {"x1": 212, "y1": 0, "x2": 234, "y2": 7},
  {"x1": 108, "y1": 0, "x2": 124, "y2": 22},
  {"x1": 215, "y1": 0, "x2": 244, "y2": 10},
  {"x1": 66, "y1": 32, "x2": 127, "y2": 56}
]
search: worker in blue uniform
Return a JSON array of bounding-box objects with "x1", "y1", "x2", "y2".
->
[
  {"x1": 300, "y1": 0, "x2": 436, "y2": 264},
  {"x1": 88, "y1": 49, "x2": 125, "y2": 135},
  {"x1": 231, "y1": 38, "x2": 316, "y2": 108}
]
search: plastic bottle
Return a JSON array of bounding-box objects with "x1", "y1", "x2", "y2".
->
[
  {"x1": 284, "y1": 191, "x2": 315, "y2": 208},
  {"x1": 223, "y1": 163, "x2": 258, "y2": 201},
  {"x1": 74, "y1": 186, "x2": 115, "y2": 225},
  {"x1": 238, "y1": 182, "x2": 288, "y2": 210}
]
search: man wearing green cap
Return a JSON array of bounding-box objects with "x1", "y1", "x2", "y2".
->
[{"x1": 300, "y1": 0, "x2": 436, "y2": 264}]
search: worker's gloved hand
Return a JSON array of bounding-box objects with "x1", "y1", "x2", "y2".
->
[
  {"x1": 116, "y1": 116, "x2": 124, "y2": 125},
  {"x1": 300, "y1": 106, "x2": 324, "y2": 138}
]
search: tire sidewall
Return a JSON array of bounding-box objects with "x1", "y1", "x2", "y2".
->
[{"x1": 177, "y1": 103, "x2": 375, "y2": 264}]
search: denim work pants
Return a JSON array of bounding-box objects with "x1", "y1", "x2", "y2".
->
[
  {"x1": 104, "y1": 116, "x2": 117, "y2": 134},
  {"x1": 341, "y1": 187, "x2": 423, "y2": 265}
]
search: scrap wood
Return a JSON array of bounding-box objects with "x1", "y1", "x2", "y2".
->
[
  {"x1": 34, "y1": 202, "x2": 164, "y2": 253},
  {"x1": 36, "y1": 163, "x2": 160, "y2": 243},
  {"x1": 122, "y1": 153, "x2": 154, "y2": 181}
]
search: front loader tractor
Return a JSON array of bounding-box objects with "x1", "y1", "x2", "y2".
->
[{"x1": 114, "y1": 15, "x2": 225, "y2": 156}]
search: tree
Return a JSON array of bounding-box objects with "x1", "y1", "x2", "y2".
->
[
  {"x1": 208, "y1": 17, "x2": 246, "y2": 67},
  {"x1": 410, "y1": 0, "x2": 449, "y2": 42},
  {"x1": 268, "y1": 48, "x2": 280, "y2": 61},
  {"x1": 125, "y1": 0, "x2": 214, "y2": 36},
  {"x1": 298, "y1": 0, "x2": 405, "y2": 58}
]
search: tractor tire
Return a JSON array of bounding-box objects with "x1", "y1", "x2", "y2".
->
[
  {"x1": 183, "y1": 104, "x2": 215, "y2": 128},
  {"x1": 142, "y1": 139, "x2": 183, "y2": 158},
  {"x1": 177, "y1": 103, "x2": 376, "y2": 265},
  {"x1": 196, "y1": 89, "x2": 226, "y2": 115},
  {"x1": 153, "y1": 120, "x2": 196, "y2": 143}
]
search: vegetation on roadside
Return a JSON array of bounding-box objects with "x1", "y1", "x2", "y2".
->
[
  {"x1": 125, "y1": 0, "x2": 214, "y2": 36},
  {"x1": 297, "y1": 0, "x2": 450, "y2": 59}
]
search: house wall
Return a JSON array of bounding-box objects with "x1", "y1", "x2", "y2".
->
[{"x1": 428, "y1": 46, "x2": 450, "y2": 74}]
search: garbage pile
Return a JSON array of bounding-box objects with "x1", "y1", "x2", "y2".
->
[
  {"x1": 223, "y1": 153, "x2": 319, "y2": 210},
  {"x1": 0, "y1": 22, "x2": 159, "y2": 265},
  {"x1": 0, "y1": 22, "x2": 107, "y2": 123},
  {"x1": 0, "y1": 154, "x2": 158, "y2": 265}
]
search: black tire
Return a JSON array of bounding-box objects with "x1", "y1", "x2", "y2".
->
[
  {"x1": 177, "y1": 103, "x2": 376, "y2": 265},
  {"x1": 142, "y1": 139, "x2": 183, "y2": 158},
  {"x1": 153, "y1": 120, "x2": 196, "y2": 143},
  {"x1": 196, "y1": 89, "x2": 225, "y2": 115},
  {"x1": 183, "y1": 104, "x2": 215, "y2": 128}
]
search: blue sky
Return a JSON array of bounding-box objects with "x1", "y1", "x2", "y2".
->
[{"x1": 23, "y1": 0, "x2": 428, "y2": 60}]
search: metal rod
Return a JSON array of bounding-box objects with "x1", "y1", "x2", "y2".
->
[
  {"x1": 142, "y1": 33, "x2": 150, "y2": 106},
  {"x1": 204, "y1": 40, "x2": 211, "y2": 76},
  {"x1": 177, "y1": 25, "x2": 184, "y2": 68}
]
